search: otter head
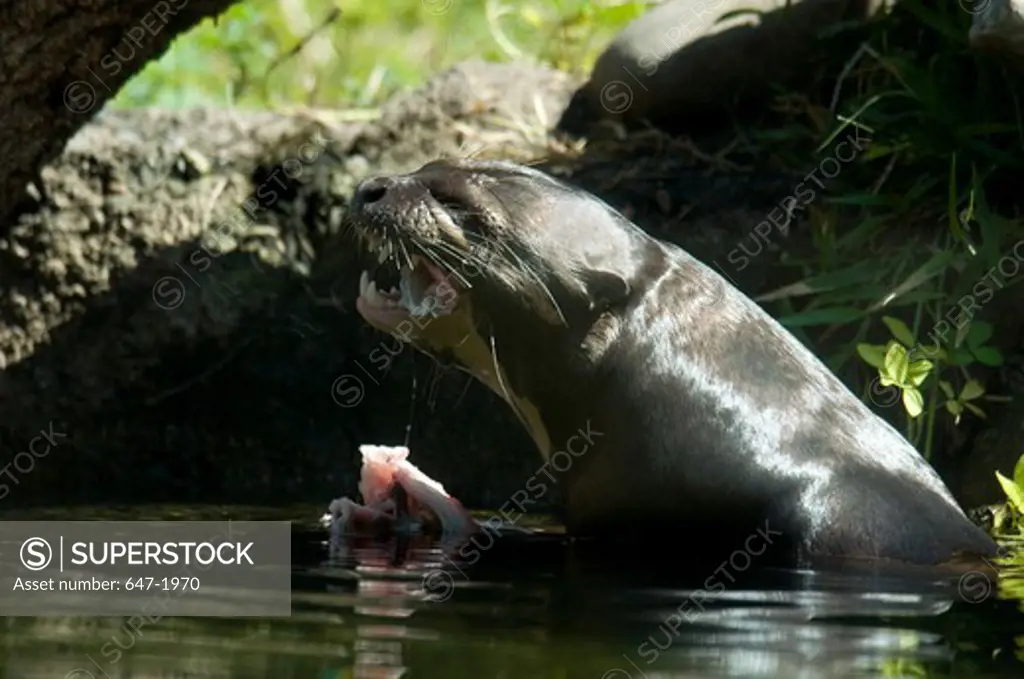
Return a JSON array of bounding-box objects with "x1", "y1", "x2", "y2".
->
[{"x1": 346, "y1": 158, "x2": 650, "y2": 449}]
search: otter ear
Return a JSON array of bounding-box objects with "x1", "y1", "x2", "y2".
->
[{"x1": 580, "y1": 269, "x2": 631, "y2": 311}]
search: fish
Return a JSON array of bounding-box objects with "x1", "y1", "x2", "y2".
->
[{"x1": 323, "y1": 445, "x2": 478, "y2": 539}]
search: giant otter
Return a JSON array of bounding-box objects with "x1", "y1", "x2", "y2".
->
[{"x1": 345, "y1": 158, "x2": 997, "y2": 567}]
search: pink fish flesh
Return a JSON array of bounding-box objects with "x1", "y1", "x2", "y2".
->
[{"x1": 326, "y1": 445, "x2": 478, "y2": 538}]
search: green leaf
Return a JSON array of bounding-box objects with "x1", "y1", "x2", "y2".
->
[
  {"x1": 905, "y1": 359, "x2": 933, "y2": 387},
  {"x1": 949, "y1": 348, "x2": 975, "y2": 366},
  {"x1": 966, "y1": 321, "x2": 994, "y2": 349},
  {"x1": 882, "y1": 316, "x2": 916, "y2": 347},
  {"x1": 996, "y1": 471, "x2": 1024, "y2": 514},
  {"x1": 963, "y1": 402, "x2": 986, "y2": 419},
  {"x1": 992, "y1": 504, "x2": 1011, "y2": 531},
  {"x1": 953, "y1": 320, "x2": 971, "y2": 349},
  {"x1": 868, "y1": 249, "x2": 956, "y2": 313},
  {"x1": 972, "y1": 346, "x2": 1004, "y2": 367},
  {"x1": 939, "y1": 380, "x2": 955, "y2": 399},
  {"x1": 824, "y1": 194, "x2": 892, "y2": 207},
  {"x1": 883, "y1": 340, "x2": 910, "y2": 386},
  {"x1": 903, "y1": 387, "x2": 924, "y2": 418},
  {"x1": 959, "y1": 379, "x2": 985, "y2": 401},
  {"x1": 777, "y1": 307, "x2": 863, "y2": 327},
  {"x1": 856, "y1": 343, "x2": 887, "y2": 369},
  {"x1": 945, "y1": 399, "x2": 963, "y2": 417},
  {"x1": 1014, "y1": 453, "x2": 1024, "y2": 490}
]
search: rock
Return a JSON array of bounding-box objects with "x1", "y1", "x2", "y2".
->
[{"x1": 558, "y1": 0, "x2": 885, "y2": 135}]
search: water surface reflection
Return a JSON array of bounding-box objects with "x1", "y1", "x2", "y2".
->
[{"x1": 0, "y1": 509, "x2": 1021, "y2": 679}]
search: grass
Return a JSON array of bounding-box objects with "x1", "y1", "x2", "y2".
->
[
  {"x1": 746, "y1": 1, "x2": 1024, "y2": 475},
  {"x1": 114, "y1": 0, "x2": 647, "y2": 109}
]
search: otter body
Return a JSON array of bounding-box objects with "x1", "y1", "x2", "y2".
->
[{"x1": 346, "y1": 158, "x2": 997, "y2": 567}]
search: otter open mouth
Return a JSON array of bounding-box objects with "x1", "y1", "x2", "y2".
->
[{"x1": 355, "y1": 235, "x2": 460, "y2": 332}]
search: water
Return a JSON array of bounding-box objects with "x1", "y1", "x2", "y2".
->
[{"x1": 1, "y1": 507, "x2": 1022, "y2": 679}]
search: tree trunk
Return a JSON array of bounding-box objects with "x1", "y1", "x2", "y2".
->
[{"x1": 0, "y1": 0, "x2": 237, "y2": 228}]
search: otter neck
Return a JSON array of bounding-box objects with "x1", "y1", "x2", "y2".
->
[
  {"x1": 448, "y1": 325, "x2": 556, "y2": 461},
  {"x1": 451, "y1": 304, "x2": 611, "y2": 464}
]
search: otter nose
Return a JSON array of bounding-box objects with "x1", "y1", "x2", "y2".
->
[{"x1": 352, "y1": 176, "x2": 391, "y2": 209}]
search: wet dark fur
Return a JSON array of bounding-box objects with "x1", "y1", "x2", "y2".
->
[{"x1": 346, "y1": 158, "x2": 998, "y2": 567}]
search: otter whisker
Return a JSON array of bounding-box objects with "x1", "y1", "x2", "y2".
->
[
  {"x1": 397, "y1": 239, "x2": 414, "y2": 271},
  {"x1": 489, "y1": 330, "x2": 531, "y2": 439},
  {"x1": 418, "y1": 243, "x2": 473, "y2": 289},
  {"x1": 423, "y1": 241, "x2": 474, "y2": 288},
  {"x1": 497, "y1": 239, "x2": 566, "y2": 326}
]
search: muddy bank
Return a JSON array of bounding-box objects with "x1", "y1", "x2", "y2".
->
[{"x1": 0, "y1": 60, "x2": 1015, "y2": 513}]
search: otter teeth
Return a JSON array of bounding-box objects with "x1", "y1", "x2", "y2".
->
[{"x1": 359, "y1": 270, "x2": 402, "y2": 308}]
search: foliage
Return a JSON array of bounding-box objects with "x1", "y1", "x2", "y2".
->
[
  {"x1": 114, "y1": 0, "x2": 646, "y2": 109},
  {"x1": 992, "y1": 452, "x2": 1024, "y2": 534},
  {"x1": 853, "y1": 317, "x2": 1006, "y2": 457},
  {"x1": 752, "y1": 1, "x2": 1023, "y2": 461}
]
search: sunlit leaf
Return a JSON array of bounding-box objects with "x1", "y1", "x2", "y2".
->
[
  {"x1": 883, "y1": 340, "x2": 910, "y2": 386},
  {"x1": 996, "y1": 471, "x2": 1024, "y2": 514},
  {"x1": 905, "y1": 359, "x2": 933, "y2": 387},
  {"x1": 903, "y1": 387, "x2": 924, "y2": 418},
  {"x1": 1014, "y1": 453, "x2": 1024, "y2": 490}
]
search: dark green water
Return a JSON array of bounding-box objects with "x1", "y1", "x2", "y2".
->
[{"x1": 1, "y1": 507, "x2": 1022, "y2": 679}]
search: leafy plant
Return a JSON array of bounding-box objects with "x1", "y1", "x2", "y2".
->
[
  {"x1": 992, "y1": 453, "x2": 1024, "y2": 536},
  {"x1": 996, "y1": 454, "x2": 1024, "y2": 519},
  {"x1": 112, "y1": 0, "x2": 647, "y2": 109},
  {"x1": 856, "y1": 316, "x2": 1005, "y2": 458}
]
